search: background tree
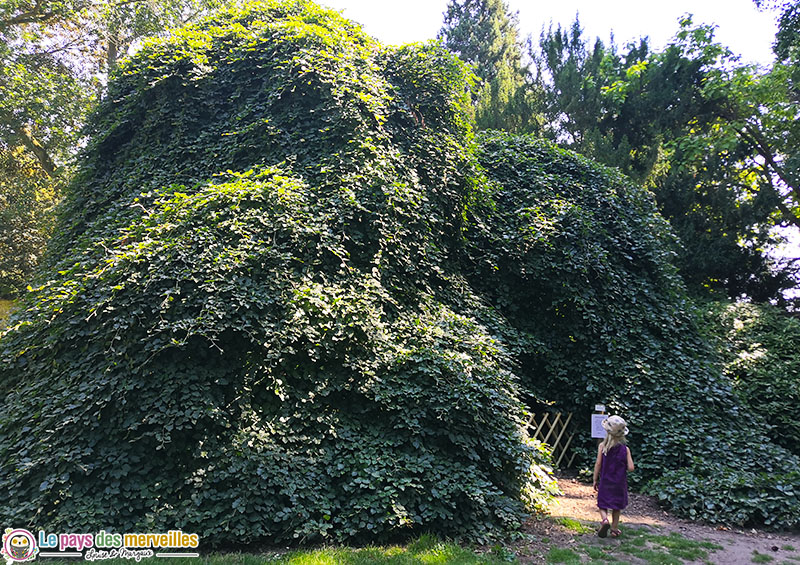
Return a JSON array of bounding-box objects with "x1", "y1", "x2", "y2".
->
[
  {"x1": 0, "y1": 146, "x2": 58, "y2": 297},
  {"x1": 0, "y1": 0, "x2": 223, "y2": 297},
  {"x1": 533, "y1": 16, "x2": 799, "y2": 303},
  {"x1": 0, "y1": 1, "x2": 94, "y2": 296},
  {"x1": 438, "y1": 0, "x2": 540, "y2": 132},
  {"x1": 700, "y1": 301, "x2": 800, "y2": 456},
  {"x1": 535, "y1": 18, "x2": 663, "y2": 181},
  {"x1": 0, "y1": 1, "x2": 91, "y2": 177}
]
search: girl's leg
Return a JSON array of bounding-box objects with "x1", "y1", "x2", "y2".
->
[
  {"x1": 599, "y1": 508, "x2": 608, "y2": 523},
  {"x1": 611, "y1": 509, "x2": 621, "y2": 530},
  {"x1": 597, "y1": 508, "x2": 610, "y2": 537}
]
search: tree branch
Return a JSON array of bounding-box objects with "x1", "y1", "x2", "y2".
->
[
  {"x1": 735, "y1": 122, "x2": 800, "y2": 228},
  {"x1": 0, "y1": 110, "x2": 57, "y2": 177},
  {"x1": 756, "y1": 157, "x2": 800, "y2": 229},
  {"x1": 0, "y1": 1, "x2": 60, "y2": 31},
  {"x1": 740, "y1": 122, "x2": 795, "y2": 190}
]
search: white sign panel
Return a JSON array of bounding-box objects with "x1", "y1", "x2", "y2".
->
[{"x1": 591, "y1": 414, "x2": 608, "y2": 439}]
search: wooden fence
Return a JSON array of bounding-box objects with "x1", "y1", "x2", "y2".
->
[{"x1": 526, "y1": 411, "x2": 576, "y2": 468}]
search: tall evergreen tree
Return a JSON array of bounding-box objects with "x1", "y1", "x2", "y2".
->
[
  {"x1": 533, "y1": 17, "x2": 798, "y2": 302},
  {"x1": 438, "y1": 0, "x2": 540, "y2": 132}
]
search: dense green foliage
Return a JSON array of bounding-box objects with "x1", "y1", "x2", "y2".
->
[
  {"x1": 650, "y1": 299, "x2": 800, "y2": 527},
  {"x1": 756, "y1": 0, "x2": 800, "y2": 60},
  {"x1": 701, "y1": 302, "x2": 800, "y2": 456},
  {"x1": 0, "y1": 147, "x2": 58, "y2": 297},
  {"x1": 466, "y1": 133, "x2": 800, "y2": 528},
  {"x1": 533, "y1": 18, "x2": 799, "y2": 303},
  {"x1": 2, "y1": 0, "x2": 799, "y2": 545},
  {"x1": 0, "y1": 0, "x2": 558, "y2": 545}
]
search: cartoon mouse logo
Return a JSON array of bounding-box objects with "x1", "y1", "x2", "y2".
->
[{"x1": 1, "y1": 529, "x2": 38, "y2": 563}]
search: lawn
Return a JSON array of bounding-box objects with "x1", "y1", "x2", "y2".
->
[
  {"x1": 22, "y1": 535, "x2": 513, "y2": 565},
  {"x1": 28, "y1": 524, "x2": 736, "y2": 565}
]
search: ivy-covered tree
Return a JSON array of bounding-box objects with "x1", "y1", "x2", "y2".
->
[
  {"x1": 3, "y1": 0, "x2": 800, "y2": 544},
  {"x1": 438, "y1": 0, "x2": 540, "y2": 132},
  {"x1": 467, "y1": 132, "x2": 800, "y2": 528},
  {"x1": 0, "y1": 0, "x2": 560, "y2": 543}
]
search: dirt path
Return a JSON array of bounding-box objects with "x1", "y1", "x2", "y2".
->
[{"x1": 515, "y1": 477, "x2": 800, "y2": 564}]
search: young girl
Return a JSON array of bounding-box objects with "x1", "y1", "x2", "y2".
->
[{"x1": 592, "y1": 415, "x2": 635, "y2": 538}]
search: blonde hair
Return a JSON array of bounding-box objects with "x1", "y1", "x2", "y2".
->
[{"x1": 600, "y1": 432, "x2": 627, "y2": 455}]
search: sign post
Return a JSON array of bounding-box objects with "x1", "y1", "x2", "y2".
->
[{"x1": 591, "y1": 404, "x2": 607, "y2": 439}]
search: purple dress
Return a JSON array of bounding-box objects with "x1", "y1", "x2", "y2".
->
[{"x1": 597, "y1": 444, "x2": 629, "y2": 510}]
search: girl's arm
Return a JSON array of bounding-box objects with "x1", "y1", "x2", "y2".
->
[
  {"x1": 592, "y1": 443, "x2": 603, "y2": 491},
  {"x1": 626, "y1": 446, "x2": 635, "y2": 472}
]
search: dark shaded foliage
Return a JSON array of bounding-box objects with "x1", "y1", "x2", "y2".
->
[
  {"x1": 534, "y1": 18, "x2": 798, "y2": 302},
  {"x1": 466, "y1": 133, "x2": 800, "y2": 528},
  {"x1": 700, "y1": 301, "x2": 800, "y2": 456}
]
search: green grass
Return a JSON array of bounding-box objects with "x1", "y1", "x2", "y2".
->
[
  {"x1": 752, "y1": 550, "x2": 775, "y2": 563},
  {"x1": 28, "y1": 536, "x2": 517, "y2": 565},
  {"x1": 624, "y1": 534, "x2": 649, "y2": 548},
  {"x1": 18, "y1": 521, "x2": 732, "y2": 565},
  {"x1": 582, "y1": 545, "x2": 606, "y2": 560},
  {"x1": 277, "y1": 541, "x2": 510, "y2": 565},
  {"x1": 578, "y1": 544, "x2": 629, "y2": 564},
  {"x1": 545, "y1": 547, "x2": 581, "y2": 564},
  {"x1": 553, "y1": 517, "x2": 594, "y2": 535},
  {"x1": 619, "y1": 545, "x2": 683, "y2": 564},
  {"x1": 573, "y1": 525, "x2": 722, "y2": 565},
  {"x1": 646, "y1": 532, "x2": 722, "y2": 561},
  {"x1": 784, "y1": 546, "x2": 797, "y2": 552},
  {"x1": 608, "y1": 528, "x2": 722, "y2": 563}
]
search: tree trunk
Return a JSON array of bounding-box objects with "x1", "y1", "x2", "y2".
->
[
  {"x1": 107, "y1": 30, "x2": 120, "y2": 74},
  {"x1": 0, "y1": 110, "x2": 57, "y2": 177}
]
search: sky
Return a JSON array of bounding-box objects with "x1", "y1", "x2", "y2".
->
[{"x1": 318, "y1": 0, "x2": 780, "y2": 66}]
